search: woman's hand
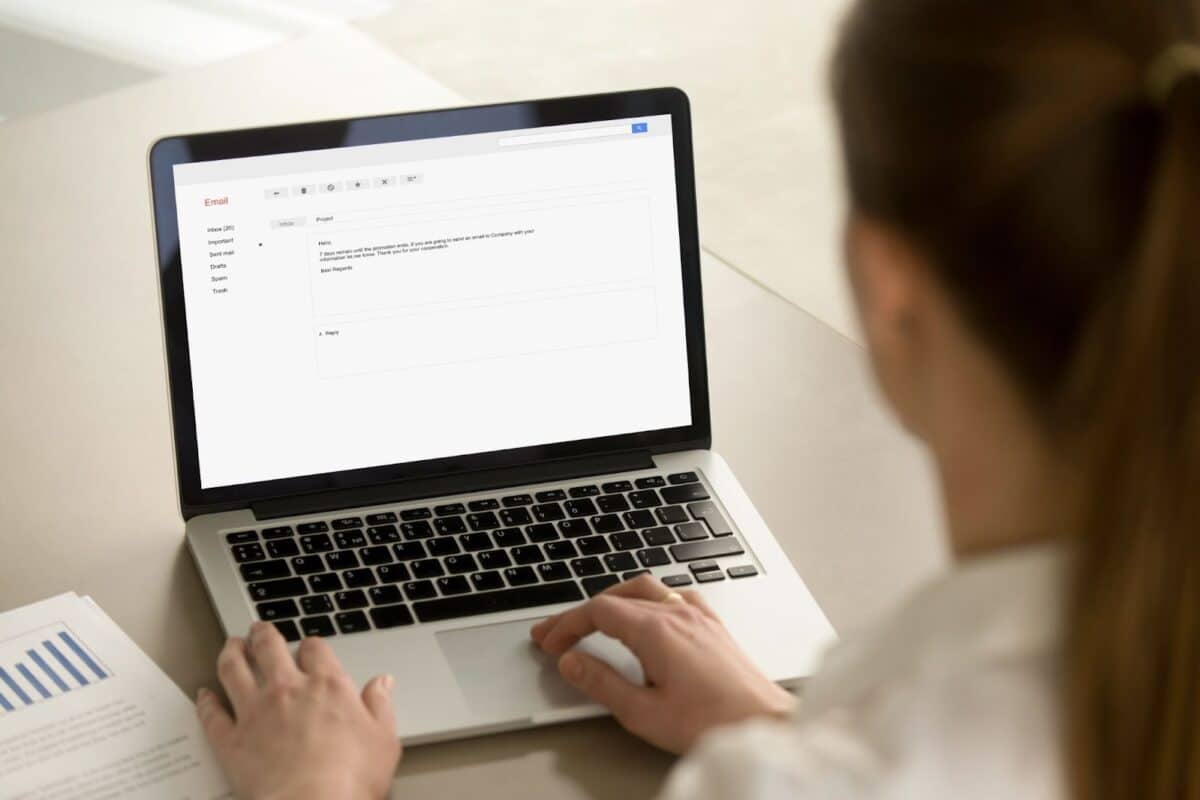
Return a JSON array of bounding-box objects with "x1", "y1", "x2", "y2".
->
[
  {"x1": 530, "y1": 574, "x2": 795, "y2": 754},
  {"x1": 196, "y1": 621, "x2": 401, "y2": 800}
]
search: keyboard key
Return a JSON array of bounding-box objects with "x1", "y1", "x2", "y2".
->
[
  {"x1": 477, "y1": 549, "x2": 512, "y2": 570},
  {"x1": 376, "y1": 563, "x2": 411, "y2": 583},
  {"x1": 367, "y1": 525, "x2": 400, "y2": 544},
  {"x1": 413, "y1": 580, "x2": 583, "y2": 623},
  {"x1": 369, "y1": 585, "x2": 404, "y2": 605},
  {"x1": 601, "y1": 480, "x2": 633, "y2": 493},
  {"x1": 335, "y1": 590, "x2": 369, "y2": 610},
  {"x1": 359, "y1": 545, "x2": 393, "y2": 566},
  {"x1": 667, "y1": 472, "x2": 699, "y2": 485},
  {"x1": 568, "y1": 485, "x2": 600, "y2": 497},
  {"x1": 301, "y1": 615, "x2": 336, "y2": 637},
  {"x1": 662, "y1": 484, "x2": 709, "y2": 504},
  {"x1": 532, "y1": 502, "x2": 565, "y2": 522},
  {"x1": 370, "y1": 604, "x2": 414, "y2": 628},
  {"x1": 623, "y1": 510, "x2": 655, "y2": 529},
  {"x1": 623, "y1": 570, "x2": 651, "y2": 580},
  {"x1": 467, "y1": 511, "x2": 500, "y2": 531},
  {"x1": 471, "y1": 571, "x2": 505, "y2": 591},
  {"x1": 502, "y1": 493, "x2": 533, "y2": 507},
  {"x1": 226, "y1": 530, "x2": 258, "y2": 544},
  {"x1": 545, "y1": 540, "x2": 578, "y2": 560},
  {"x1": 309, "y1": 573, "x2": 342, "y2": 593},
  {"x1": 670, "y1": 539, "x2": 745, "y2": 562},
  {"x1": 301, "y1": 595, "x2": 334, "y2": 615},
  {"x1": 332, "y1": 516, "x2": 363, "y2": 530},
  {"x1": 583, "y1": 575, "x2": 621, "y2": 597},
  {"x1": 504, "y1": 566, "x2": 539, "y2": 586},
  {"x1": 728, "y1": 565, "x2": 759, "y2": 579},
  {"x1": 434, "y1": 516, "x2": 467, "y2": 535},
  {"x1": 445, "y1": 554, "x2": 478, "y2": 574},
  {"x1": 696, "y1": 570, "x2": 726, "y2": 583},
  {"x1": 565, "y1": 499, "x2": 597, "y2": 517},
  {"x1": 535, "y1": 489, "x2": 567, "y2": 502},
  {"x1": 675, "y1": 522, "x2": 710, "y2": 542},
  {"x1": 577, "y1": 536, "x2": 610, "y2": 555},
  {"x1": 511, "y1": 545, "x2": 545, "y2": 565},
  {"x1": 637, "y1": 548, "x2": 671, "y2": 567},
  {"x1": 526, "y1": 523, "x2": 559, "y2": 543},
  {"x1": 365, "y1": 512, "x2": 398, "y2": 525},
  {"x1": 412, "y1": 559, "x2": 444, "y2": 579},
  {"x1": 266, "y1": 539, "x2": 300, "y2": 559},
  {"x1": 343, "y1": 568, "x2": 376, "y2": 588},
  {"x1": 538, "y1": 562, "x2": 572, "y2": 582},
  {"x1": 437, "y1": 576, "x2": 471, "y2": 595},
  {"x1": 493, "y1": 528, "x2": 527, "y2": 548},
  {"x1": 272, "y1": 619, "x2": 302, "y2": 642},
  {"x1": 403, "y1": 580, "x2": 437, "y2": 601},
  {"x1": 609, "y1": 531, "x2": 643, "y2": 551},
  {"x1": 402, "y1": 521, "x2": 435, "y2": 540},
  {"x1": 468, "y1": 498, "x2": 500, "y2": 512},
  {"x1": 642, "y1": 527, "x2": 676, "y2": 546},
  {"x1": 635, "y1": 476, "x2": 666, "y2": 489},
  {"x1": 335, "y1": 610, "x2": 370, "y2": 634},
  {"x1": 334, "y1": 529, "x2": 367, "y2": 549},
  {"x1": 400, "y1": 507, "x2": 432, "y2": 521},
  {"x1": 392, "y1": 541, "x2": 427, "y2": 561},
  {"x1": 628, "y1": 489, "x2": 662, "y2": 509},
  {"x1": 257, "y1": 599, "x2": 299, "y2": 620},
  {"x1": 604, "y1": 552, "x2": 638, "y2": 573},
  {"x1": 591, "y1": 515, "x2": 624, "y2": 534},
  {"x1": 557, "y1": 519, "x2": 591, "y2": 538},
  {"x1": 461, "y1": 532, "x2": 493, "y2": 551},
  {"x1": 248, "y1": 577, "x2": 307, "y2": 600},
  {"x1": 232, "y1": 543, "x2": 266, "y2": 563},
  {"x1": 596, "y1": 494, "x2": 630, "y2": 513},
  {"x1": 663, "y1": 574, "x2": 694, "y2": 587},
  {"x1": 570, "y1": 557, "x2": 604, "y2": 577},
  {"x1": 689, "y1": 560, "x2": 721, "y2": 574},
  {"x1": 262, "y1": 525, "x2": 294, "y2": 539},
  {"x1": 241, "y1": 560, "x2": 290, "y2": 581},
  {"x1": 434, "y1": 503, "x2": 466, "y2": 516},
  {"x1": 689, "y1": 501, "x2": 734, "y2": 537},
  {"x1": 290, "y1": 556, "x2": 324, "y2": 575},
  {"x1": 297, "y1": 521, "x2": 329, "y2": 534},
  {"x1": 428, "y1": 537, "x2": 460, "y2": 557},
  {"x1": 656, "y1": 506, "x2": 690, "y2": 525},
  {"x1": 300, "y1": 534, "x2": 334, "y2": 554},
  {"x1": 325, "y1": 550, "x2": 359, "y2": 570},
  {"x1": 500, "y1": 507, "x2": 533, "y2": 526}
]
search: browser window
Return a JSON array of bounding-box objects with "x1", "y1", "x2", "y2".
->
[{"x1": 172, "y1": 115, "x2": 691, "y2": 489}]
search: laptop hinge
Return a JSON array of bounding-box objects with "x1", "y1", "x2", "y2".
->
[{"x1": 249, "y1": 450, "x2": 656, "y2": 521}]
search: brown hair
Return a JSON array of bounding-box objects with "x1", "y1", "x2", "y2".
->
[{"x1": 831, "y1": 1, "x2": 1200, "y2": 797}]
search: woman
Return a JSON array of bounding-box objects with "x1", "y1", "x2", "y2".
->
[{"x1": 194, "y1": 1, "x2": 1200, "y2": 797}]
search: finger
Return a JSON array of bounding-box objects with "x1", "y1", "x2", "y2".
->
[
  {"x1": 604, "y1": 573, "x2": 673, "y2": 601},
  {"x1": 679, "y1": 589, "x2": 720, "y2": 620},
  {"x1": 196, "y1": 687, "x2": 235, "y2": 754},
  {"x1": 296, "y1": 635, "x2": 345, "y2": 677},
  {"x1": 362, "y1": 674, "x2": 396, "y2": 726},
  {"x1": 530, "y1": 614, "x2": 560, "y2": 644},
  {"x1": 538, "y1": 594, "x2": 653, "y2": 657},
  {"x1": 247, "y1": 621, "x2": 300, "y2": 684},
  {"x1": 559, "y1": 650, "x2": 653, "y2": 725},
  {"x1": 216, "y1": 637, "x2": 257, "y2": 717}
]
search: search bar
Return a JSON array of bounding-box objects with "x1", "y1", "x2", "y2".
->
[{"x1": 498, "y1": 125, "x2": 635, "y2": 147}]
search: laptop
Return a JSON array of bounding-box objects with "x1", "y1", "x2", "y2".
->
[{"x1": 148, "y1": 88, "x2": 834, "y2": 744}]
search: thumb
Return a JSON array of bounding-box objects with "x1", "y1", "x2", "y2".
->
[
  {"x1": 196, "y1": 688, "x2": 234, "y2": 755},
  {"x1": 559, "y1": 650, "x2": 651, "y2": 723},
  {"x1": 362, "y1": 673, "x2": 396, "y2": 726}
]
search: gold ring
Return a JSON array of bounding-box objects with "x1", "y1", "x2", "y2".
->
[{"x1": 660, "y1": 591, "x2": 685, "y2": 604}]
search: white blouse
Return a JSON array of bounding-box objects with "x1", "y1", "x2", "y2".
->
[{"x1": 660, "y1": 542, "x2": 1068, "y2": 800}]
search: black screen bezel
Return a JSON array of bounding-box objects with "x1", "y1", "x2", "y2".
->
[{"x1": 149, "y1": 88, "x2": 710, "y2": 518}]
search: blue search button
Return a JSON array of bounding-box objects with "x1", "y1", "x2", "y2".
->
[{"x1": 631, "y1": 122, "x2": 648, "y2": 133}]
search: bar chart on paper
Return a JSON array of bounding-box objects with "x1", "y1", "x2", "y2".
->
[{"x1": 0, "y1": 623, "x2": 110, "y2": 714}]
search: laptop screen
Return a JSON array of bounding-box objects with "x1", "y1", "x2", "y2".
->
[{"x1": 170, "y1": 114, "x2": 692, "y2": 490}]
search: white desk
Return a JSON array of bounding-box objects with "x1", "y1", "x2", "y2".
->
[{"x1": 0, "y1": 26, "x2": 943, "y2": 798}]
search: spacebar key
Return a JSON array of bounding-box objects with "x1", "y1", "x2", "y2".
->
[
  {"x1": 413, "y1": 581, "x2": 584, "y2": 623},
  {"x1": 670, "y1": 538, "x2": 745, "y2": 562}
]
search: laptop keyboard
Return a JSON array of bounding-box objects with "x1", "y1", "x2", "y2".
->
[{"x1": 224, "y1": 471, "x2": 760, "y2": 642}]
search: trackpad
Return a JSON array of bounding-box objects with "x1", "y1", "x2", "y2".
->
[{"x1": 436, "y1": 618, "x2": 644, "y2": 718}]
